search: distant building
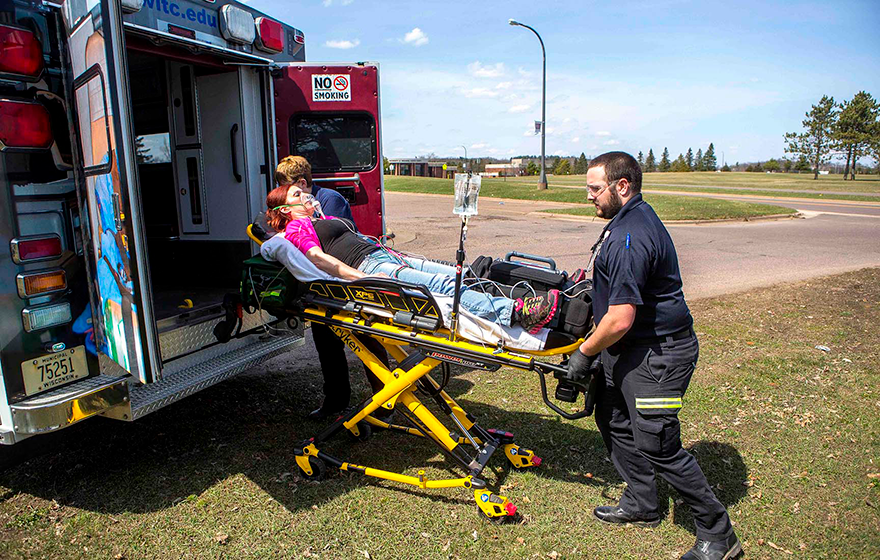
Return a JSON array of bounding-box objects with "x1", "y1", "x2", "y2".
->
[
  {"x1": 388, "y1": 158, "x2": 457, "y2": 178},
  {"x1": 482, "y1": 163, "x2": 522, "y2": 177}
]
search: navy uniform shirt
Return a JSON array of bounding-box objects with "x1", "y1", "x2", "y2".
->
[
  {"x1": 312, "y1": 184, "x2": 354, "y2": 222},
  {"x1": 592, "y1": 193, "x2": 693, "y2": 340}
]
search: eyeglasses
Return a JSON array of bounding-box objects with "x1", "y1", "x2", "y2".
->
[{"x1": 587, "y1": 179, "x2": 620, "y2": 195}]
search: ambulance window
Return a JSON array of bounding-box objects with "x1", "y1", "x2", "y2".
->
[{"x1": 291, "y1": 114, "x2": 376, "y2": 172}]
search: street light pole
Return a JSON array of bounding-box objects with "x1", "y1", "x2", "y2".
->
[{"x1": 509, "y1": 19, "x2": 547, "y2": 190}]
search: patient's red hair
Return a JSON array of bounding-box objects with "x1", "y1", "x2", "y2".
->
[{"x1": 266, "y1": 185, "x2": 291, "y2": 232}]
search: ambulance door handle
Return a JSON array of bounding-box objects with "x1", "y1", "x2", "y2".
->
[{"x1": 230, "y1": 123, "x2": 242, "y2": 183}]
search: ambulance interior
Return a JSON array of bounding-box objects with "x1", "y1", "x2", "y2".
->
[{"x1": 126, "y1": 47, "x2": 269, "y2": 326}]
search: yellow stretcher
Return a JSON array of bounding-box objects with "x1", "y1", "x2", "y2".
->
[{"x1": 242, "y1": 226, "x2": 590, "y2": 521}]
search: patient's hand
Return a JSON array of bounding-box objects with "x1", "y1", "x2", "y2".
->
[{"x1": 373, "y1": 272, "x2": 391, "y2": 278}]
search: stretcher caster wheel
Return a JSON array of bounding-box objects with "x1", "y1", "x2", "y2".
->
[
  {"x1": 503, "y1": 444, "x2": 542, "y2": 469},
  {"x1": 298, "y1": 456, "x2": 327, "y2": 481},
  {"x1": 348, "y1": 420, "x2": 372, "y2": 442},
  {"x1": 475, "y1": 489, "x2": 518, "y2": 523}
]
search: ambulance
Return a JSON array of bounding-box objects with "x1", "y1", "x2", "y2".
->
[{"x1": 0, "y1": 0, "x2": 384, "y2": 447}]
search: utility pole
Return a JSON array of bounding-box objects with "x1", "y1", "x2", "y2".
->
[{"x1": 509, "y1": 19, "x2": 547, "y2": 190}]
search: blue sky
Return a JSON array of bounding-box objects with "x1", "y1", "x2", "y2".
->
[{"x1": 248, "y1": 0, "x2": 880, "y2": 163}]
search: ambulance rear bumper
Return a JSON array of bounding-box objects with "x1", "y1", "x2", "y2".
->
[{"x1": 5, "y1": 375, "x2": 129, "y2": 442}]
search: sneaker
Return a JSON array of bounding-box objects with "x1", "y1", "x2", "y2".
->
[{"x1": 516, "y1": 289, "x2": 560, "y2": 334}]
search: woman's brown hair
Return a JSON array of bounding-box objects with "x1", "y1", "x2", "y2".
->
[{"x1": 265, "y1": 185, "x2": 292, "y2": 232}]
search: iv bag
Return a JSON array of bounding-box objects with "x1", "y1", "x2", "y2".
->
[{"x1": 453, "y1": 173, "x2": 481, "y2": 217}]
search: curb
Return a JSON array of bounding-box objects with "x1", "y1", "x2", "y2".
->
[{"x1": 534, "y1": 211, "x2": 803, "y2": 225}]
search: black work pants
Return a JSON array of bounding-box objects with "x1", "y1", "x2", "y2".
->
[
  {"x1": 311, "y1": 324, "x2": 386, "y2": 411},
  {"x1": 595, "y1": 334, "x2": 733, "y2": 541}
]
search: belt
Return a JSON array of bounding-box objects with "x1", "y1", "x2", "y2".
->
[{"x1": 626, "y1": 327, "x2": 694, "y2": 347}]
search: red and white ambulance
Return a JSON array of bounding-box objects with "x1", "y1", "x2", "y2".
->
[{"x1": 0, "y1": 0, "x2": 384, "y2": 448}]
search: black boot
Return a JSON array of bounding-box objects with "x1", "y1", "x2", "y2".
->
[
  {"x1": 592, "y1": 505, "x2": 661, "y2": 528},
  {"x1": 680, "y1": 534, "x2": 741, "y2": 560}
]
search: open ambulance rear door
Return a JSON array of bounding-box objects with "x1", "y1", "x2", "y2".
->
[
  {"x1": 60, "y1": 0, "x2": 158, "y2": 384},
  {"x1": 273, "y1": 63, "x2": 384, "y2": 239}
]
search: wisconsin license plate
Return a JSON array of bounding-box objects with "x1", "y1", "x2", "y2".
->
[{"x1": 21, "y1": 346, "x2": 89, "y2": 397}]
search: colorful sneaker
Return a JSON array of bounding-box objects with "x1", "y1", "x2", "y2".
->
[{"x1": 516, "y1": 289, "x2": 560, "y2": 334}]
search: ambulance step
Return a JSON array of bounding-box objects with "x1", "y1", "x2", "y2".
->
[{"x1": 114, "y1": 333, "x2": 302, "y2": 422}]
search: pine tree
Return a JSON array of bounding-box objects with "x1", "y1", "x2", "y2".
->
[
  {"x1": 659, "y1": 147, "x2": 671, "y2": 172},
  {"x1": 637, "y1": 151, "x2": 645, "y2": 170},
  {"x1": 554, "y1": 158, "x2": 571, "y2": 175},
  {"x1": 704, "y1": 143, "x2": 717, "y2": 171},
  {"x1": 685, "y1": 148, "x2": 694, "y2": 170},
  {"x1": 645, "y1": 149, "x2": 656, "y2": 172},
  {"x1": 833, "y1": 91, "x2": 879, "y2": 180},
  {"x1": 670, "y1": 154, "x2": 689, "y2": 172},
  {"x1": 695, "y1": 148, "x2": 703, "y2": 171},
  {"x1": 575, "y1": 152, "x2": 589, "y2": 174},
  {"x1": 784, "y1": 95, "x2": 838, "y2": 180}
]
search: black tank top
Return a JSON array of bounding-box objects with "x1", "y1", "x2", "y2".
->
[{"x1": 312, "y1": 218, "x2": 379, "y2": 269}]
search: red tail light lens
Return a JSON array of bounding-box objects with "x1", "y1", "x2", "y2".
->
[
  {"x1": 255, "y1": 17, "x2": 284, "y2": 54},
  {"x1": 0, "y1": 100, "x2": 53, "y2": 149},
  {"x1": 10, "y1": 235, "x2": 63, "y2": 264},
  {"x1": 0, "y1": 24, "x2": 43, "y2": 78}
]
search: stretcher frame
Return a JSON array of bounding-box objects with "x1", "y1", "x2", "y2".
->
[{"x1": 244, "y1": 227, "x2": 587, "y2": 520}]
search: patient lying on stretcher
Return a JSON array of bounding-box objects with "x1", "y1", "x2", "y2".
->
[{"x1": 265, "y1": 184, "x2": 560, "y2": 335}]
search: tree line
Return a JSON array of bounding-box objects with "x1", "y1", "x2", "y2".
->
[
  {"x1": 636, "y1": 144, "x2": 721, "y2": 173},
  {"x1": 784, "y1": 91, "x2": 879, "y2": 180}
]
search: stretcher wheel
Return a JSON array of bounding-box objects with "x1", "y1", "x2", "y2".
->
[
  {"x1": 299, "y1": 456, "x2": 327, "y2": 481},
  {"x1": 348, "y1": 420, "x2": 372, "y2": 442},
  {"x1": 477, "y1": 506, "x2": 518, "y2": 524}
]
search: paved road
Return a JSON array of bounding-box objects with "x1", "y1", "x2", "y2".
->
[{"x1": 384, "y1": 192, "x2": 880, "y2": 300}]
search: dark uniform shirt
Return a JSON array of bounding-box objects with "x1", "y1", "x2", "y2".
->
[
  {"x1": 313, "y1": 185, "x2": 354, "y2": 222},
  {"x1": 592, "y1": 193, "x2": 693, "y2": 341}
]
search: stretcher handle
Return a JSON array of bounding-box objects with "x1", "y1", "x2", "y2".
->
[
  {"x1": 504, "y1": 251, "x2": 556, "y2": 270},
  {"x1": 534, "y1": 365, "x2": 594, "y2": 420}
]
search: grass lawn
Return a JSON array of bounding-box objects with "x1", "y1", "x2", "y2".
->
[
  {"x1": 385, "y1": 176, "x2": 795, "y2": 221},
  {"x1": 1, "y1": 268, "x2": 878, "y2": 559},
  {"x1": 497, "y1": 172, "x2": 880, "y2": 201}
]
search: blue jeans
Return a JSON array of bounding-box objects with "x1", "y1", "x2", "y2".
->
[{"x1": 358, "y1": 250, "x2": 516, "y2": 325}]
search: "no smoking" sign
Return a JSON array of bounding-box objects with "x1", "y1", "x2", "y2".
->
[{"x1": 312, "y1": 74, "x2": 352, "y2": 102}]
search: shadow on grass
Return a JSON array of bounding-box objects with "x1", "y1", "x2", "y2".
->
[{"x1": 0, "y1": 363, "x2": 748, "y2": 532}]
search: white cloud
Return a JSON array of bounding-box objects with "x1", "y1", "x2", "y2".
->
[
  {"x1": 571, "y1": 137, "x2": 580, "y2": 143},
  {"x1": 517, "y1": 67, "x2": 534, "y2": 78},
  {"x1": 463, "y1": 88, "x2": 499, "y2": 98},
  {"x1": 495, "y1": 81, "x2": 513, "y2": 90},
  {"x1": 595, "y1": 131, "x2": 611, "y2": 136},
  {"x1": 324, "y1": 39, "x2": 360, "y2": 49},
  {"x1": 604, "y1": 139, "x2": 620, "y2": 145},
  {"x1": 323, "y1": 0, "x2": 354, "y2": 5},
  {"x1": 467, "y1": 61, "x2": 505, "y2": 78},
  {"x1": 402, "y1": 28, "x2": 429, "y2": 47},
  {"x1": 508, "y1": 104, "x2": 531, "y2": 113},
  {"x1": 471, "y1": 143, "x2": 489, "y2": 149}
]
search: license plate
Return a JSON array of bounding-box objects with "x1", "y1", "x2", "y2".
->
[{"x1": 21, "y1": 346, "x2": 89, "y2": 397}]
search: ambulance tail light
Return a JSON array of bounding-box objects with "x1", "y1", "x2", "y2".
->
[
  {"x1": 16, "y1": 269, "x2": 67, "y2": 298},
  {"x1": 219, "y1": 5, "x2": 256, "y2": 45},
  {"x1": 22, "y1": 302, "x2": 72, "y2": 333},
  {"x1": 0, "y1": 24, "x2": 43, "y2": 78},
  {"x1": 255, "y1": 17, "x2": 283, "y2": 54},
  {"x1": 0, "y1": 100, "x2": 53, "y2": 150},
  {"x1": 10, "y1": 235, "x2": 63, "y2": 264}
]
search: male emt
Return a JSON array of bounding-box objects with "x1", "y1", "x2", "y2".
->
[{"x1": 567, "y1": 152, "x2": 740, "y2": 560}]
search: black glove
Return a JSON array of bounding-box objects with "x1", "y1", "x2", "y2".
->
[
  {"x1": 567, "y1": 348, "x2": 594, "y2": 383},
  {"x1": 555, "y1": 348, "x2": 596, "y2": 403}
]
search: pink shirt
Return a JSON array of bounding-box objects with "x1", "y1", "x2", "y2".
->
[{"x1": 284, "y1": 215, "x2": 337, "y2": 254}]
